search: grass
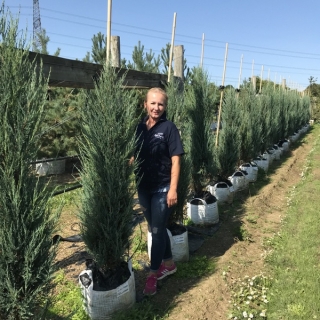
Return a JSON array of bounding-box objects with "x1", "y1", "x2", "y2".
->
[
  {"x1": 46, "y1": 272, "x2": 89, "y2": 320},
  {"x1": 265, "y1": 128, "x2": 320, "y2": 319},
  {"x1": 47, "y1": 127, "x2": 320, "y2": 319},
  {"x1": 227, "y1": 125, "x2": 320, "y2": 319}
]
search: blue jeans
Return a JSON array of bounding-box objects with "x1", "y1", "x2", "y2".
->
[{"x1": 138, "y1": 186, "x2": 173, "y2": 272}]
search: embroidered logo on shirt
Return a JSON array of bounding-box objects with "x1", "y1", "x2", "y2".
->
[{"x1": 154, "y1": 133, "x2": 164, "y2": 140}]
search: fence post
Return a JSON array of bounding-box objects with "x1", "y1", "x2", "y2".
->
[
  {"x1": 282, "y1": 79, "x2": 286, "y2": 90},
  {"x1": 251, "y1": 76, "x2": 256, "y2": 91},
  {"x1": 174, "y1": 45, "x2": 184, "y2": 81},
  {"x1": 111, "y1": 36, "x2": 120, "y2": 68}
]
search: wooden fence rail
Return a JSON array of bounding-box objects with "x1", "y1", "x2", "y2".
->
[{"x1": 28, "y1": 51, "x2": 179, "y2": 89}]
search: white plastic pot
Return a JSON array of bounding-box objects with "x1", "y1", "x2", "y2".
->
[
  {"x1": 239, "y1": 163, "x2": 258, "y2": 182},
  {"x1": 253, "y1": 156, "x2": 269, "y2": 172},
  {"x1": 147, "y1": 228, "x2": 189, "y2": 262},
  {"x1": 207, "y1": 181, "x2": 233, "y2": 204},
  {"x1": 79, "y1": 261, "x2": 135, "y2": 320},
  {"x1": 228, "y1": 171, "x2": 248, "y2": 192},
  {"x1": 36, "y1": 158, "x2": 66, "y2": 176},
  {"x1": 187, "y1": 197, "x2": 219, "y2": 225}
]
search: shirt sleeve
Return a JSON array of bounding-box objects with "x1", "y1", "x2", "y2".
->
[{"x1": 167, "y1": 122, "x2": 185, "y2": 157}]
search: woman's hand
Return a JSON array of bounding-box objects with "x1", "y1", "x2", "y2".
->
[{"x1": 167, "y1": 188, "x2": 178, "y2": 208}]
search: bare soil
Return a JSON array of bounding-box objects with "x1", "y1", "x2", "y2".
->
[{"x1": 53, "y1": 131, "x2": 313, "y2": 320}]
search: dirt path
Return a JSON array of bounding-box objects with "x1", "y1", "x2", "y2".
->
[
  {"x1": 161, "y1": 134, "x2": 313, "y2": 320},
  {"x1": 54, "y1": 130, "x2": 314, "y2": 319}
]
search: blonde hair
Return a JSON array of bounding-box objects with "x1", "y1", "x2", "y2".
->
[{"x1": 144, "y1": 87, "x2": 168, "y2": 106}]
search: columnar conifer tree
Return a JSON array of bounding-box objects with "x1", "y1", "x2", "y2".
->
[
  {"x1": 186, "y1": 67, "x2": 217, "y2": 197},
  {"x1": 79, "y1": 64, "x2": 139, "y2": 271},
  {"x1": 215, "y1": 88, "x2": 242, "y2": 177},
  {"x1": 257, "y1": 92, "x2": 273, "y2": 154},
  {"x1": 262, "y1": 86, "x2": 281, "y2": 147},
  {"x1": 238, "y1": 82, "x2": 263, "y2": 161},
  {"x1": 165, "y1": 79, "x2": 191, "y2": 224},
  {"x1": 0, "y1": 5, "x2": 60, "y2": 319}
]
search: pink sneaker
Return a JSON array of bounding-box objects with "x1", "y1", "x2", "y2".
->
[
  {"x1": 157, "y1": 262, "x2": 177, "y2": 280},
  {"x1": 143, "y1": 275, "x2": 157, "y2": 295}
]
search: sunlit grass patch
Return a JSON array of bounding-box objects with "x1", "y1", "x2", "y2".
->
[
  {"x1": 175, "y1": 255, "x2": 216, "y2": 278},
  {"x1": 47, "y1": 271, "x2": 89, "y2": 320}
]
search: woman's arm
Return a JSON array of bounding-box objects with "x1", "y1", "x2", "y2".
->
[{"x1": 167, "y1": 155, "x2": 181, "y2": 207}]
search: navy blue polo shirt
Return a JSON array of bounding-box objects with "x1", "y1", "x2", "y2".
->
[{"x1": 135, "y1": 113, "x2": 184, "y2": 190}]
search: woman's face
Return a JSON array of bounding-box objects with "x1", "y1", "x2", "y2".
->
[{"x1": 144, "y1": 91, "x2": 166, "y2": 121}]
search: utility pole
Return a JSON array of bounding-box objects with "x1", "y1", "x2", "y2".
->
[
  {"x1": 106, "y1": 0, "x2": 112, "y2": 63},
  {"x1": 33, "y1": 0, "x2": 42, "y2": 51}
]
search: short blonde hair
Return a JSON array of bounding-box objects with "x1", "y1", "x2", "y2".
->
[{"x1": 144, "y1": 87, "x2": 168, "y2": 106}]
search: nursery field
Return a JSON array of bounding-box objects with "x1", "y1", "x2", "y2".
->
[{"x1": 50, "y1": 125, "x2": 317, "y2": 320}]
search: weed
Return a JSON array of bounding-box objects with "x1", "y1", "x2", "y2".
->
[
  {"x1": 47, "y1": 271, "x2": 89, "y2": 320},
  {"x1": 112, "y1": 300, "x2": 170, "y2": 320},
  {"x1": 227, "y1": 274, "x2": 272, "y2": 319},
  {"x1": 246, "y1": 214, "x2": 258, "y2": 224},
  {"x1": 233, "y1": 224, "x2": 252, "y2": 242},
  {"x1": 175, "y1": 255, "x2": 216, "y2": 278}
]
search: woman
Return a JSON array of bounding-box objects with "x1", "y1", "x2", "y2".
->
[{"x1": 135, "y1": 87, "x2": 184, "y2": 295}]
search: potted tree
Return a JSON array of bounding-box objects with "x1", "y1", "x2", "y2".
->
[
  {"x1": 186, "y1": 67, "x2": 219, "y2": 225},
  {"x1": 0, "y1": 6, "x2": 60, "y2": 319},
  {"x1": 213, "y1": 87, "x2": 242, "y2": 200},
  {"x1": 165, "y1": 78, "x2": 192, "y2": 262},
  {"x1": 78, "y1": 64, "x2": 139, "y2": 319},
  {"x1": 36, "y1": 87, "x2": 81, "y2": 176}
]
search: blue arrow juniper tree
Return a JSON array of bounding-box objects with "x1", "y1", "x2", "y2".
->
[{"x1": 0, "y1": 4, "x2": 60, "y2": 319}]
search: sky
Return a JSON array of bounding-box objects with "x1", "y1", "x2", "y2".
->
[{"x1": 5, "y1": 0, "x2": 320, "y2": 90}]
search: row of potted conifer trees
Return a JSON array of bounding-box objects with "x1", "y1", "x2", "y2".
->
[
  {"x1": 77, "y1": 64, "x2": 310, "y2": 318},
  {"x1": 0, "y1": 4, "x2": 310, "y2": 318}
]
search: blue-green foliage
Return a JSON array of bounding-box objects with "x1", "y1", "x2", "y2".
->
[
  {"x1": 79, "y1": 64, "x2": 139, "y2": 270},
  {"x1": 0, "y1": 5, "x2": 60, "y2": 319},
  {"x1": 238, "y1": 82, "x2": 263, "y2": 161},
  {"x1": 166, "y1": 79, "x2": 192, "y2": 223},
  {"x1": 186, "y1": 67, "x2": 217, "y2": 196},
  {"x1": 215, "y1": 88, "x2": 242, "y2": 177}
]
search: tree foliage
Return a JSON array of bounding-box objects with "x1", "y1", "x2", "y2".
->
[
  {"x1": 165, "y1": 79, "x2": 191, "y2": 224},
  {"x1": 215, "y1": 88, "x2": 242, "y2": 177},
  {"x1": 127, "y1": 41, "x2": 161, "y2": 73},
  {"x1": 0, "y1": 5, "x2": 60, "y2": 319},
  {"x1": 91, "y1": 31, "x2": 106, "y2": 64},
  {"x1": 186, "y1": 67, "x2": 217, "y2": 196},
  {"x1": 79, "y1": 64, "x2": 139, "y2": 271}
]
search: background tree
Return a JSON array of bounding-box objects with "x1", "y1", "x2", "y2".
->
[
  {"x1": 33, "y1": 28, "x2": 60, "y2": 56},
  {"x1": 306, "y1": 76, "x2": 320, "y2": 121},
  {"x1": 38, "y1": 87, "x2": 81, "y2": 158},
  {"x1": 91, "y1": 31, "x2": 106, "y2": 64},
  {"x1": 127, "y1": 41, "x2": 160, "y2": 72},
  {"x1": 0, "y1": 5, "x2": 60, "y2": 319}
]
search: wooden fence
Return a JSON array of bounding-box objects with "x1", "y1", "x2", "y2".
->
[{"x1": 28, "y1": 46, "x2": 184, "y2": 89}]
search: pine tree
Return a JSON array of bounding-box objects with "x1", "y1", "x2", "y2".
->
[
  {"x1": 0, "y1": 5, "x2": 60, "y2": 319},
  {"x1": 79, "y1": 64, "x2": 139, "y2": 271},
  {"x1": 38, "y1": 87, "x2": 81, "y2": 158},
  {"x1": 127, "y1": 41, "x2": 161, "y2": 73},
  {"x1": 91, "y1": 32, "x2": 106, "y2": 64}
]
